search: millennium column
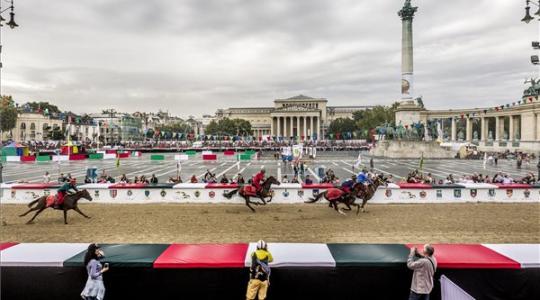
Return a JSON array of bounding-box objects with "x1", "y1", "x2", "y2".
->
[
  {"x1": 395, "y1": 0, "x2": 424, "y2": 126},
  {"x1": 399, "y1": 0, "x2": 417, "y2": 103}
]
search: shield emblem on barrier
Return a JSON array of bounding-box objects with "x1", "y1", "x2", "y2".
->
[
  {"x1": 453, "y1": 189, "x2": 461, "y2": 198},
  {"x1": 470, "y1": 189, "x2": 477, "y2": 198},
  {"x1": 194, "y1": 190, "x2": 201, "y2": 198},
  {"x1": 209, "y1": 191, "x2": 215, "y2": 198},
  {"x1": 297, "y1": 190, "x2": 304, "y2": 197},
  {"x1": 312, "y1": 189, "x2": 319, "y2": 197},
  {"x1": 488, "y1": 189, "x2": 496, "y2": 197},
  {"x1": 419, "y1": 191, "x2": 427, "y2": 198},
  {"x1": 436, "y1": 190, "x2": 442, "y2": 198},
  {"x1": 144, "y1": 190, "x2": 150, "y2": 197},
  {"x1": 110, "y1": 189, "x2": 117, "y2": 198},
  {"x1": 94, "y1": 190, "x2": 100, "y2": 198},
  {"x1": 11, "y1": 190, "x2": 16, "y2": 198},
  {"x1": 161, "y1": 190, "x2": 167, "y2": 197},
  {"x1": 385, "y1": 189, "x2": 392, "y2": 198},
  {"x1": 127, "y1": 190, "x2": 133, "y2": 197},
  {"x1": 282, "y1": 189, "x2": 289, "y2": 197},
  {"x1": 524, "y1": 189, "x2": 530, "y2": 198},
  {"x1": 506, "y1": 189, "x2": 513, "y2": 198}
]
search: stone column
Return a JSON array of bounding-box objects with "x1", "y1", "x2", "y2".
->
[
  {"x1": 509, "y1": 115, "x2": 514, "y2": 141},
  {"x1": 289, "y1": 117, "x2": 293, "y2": 139},
  {"x1": 310, "y1": 116, "x2": 314, "y2": 140},
  {"x1": 451, "y1": 118, "x2": 456, "y2": 141},
  {"x1": 277, "y1": 117, "x2": 281, "y2": 137},
  {"x1": 480, "y1": 117, "x2": 486, "y2": 141},
  {"x1": 398, "y1": 0, "x2": 417, "y2": 102},
  {"x1": 316, "y1": 116, "x2": 320, "y2": 139},
  {"x1": 466, "y1": 118, "x2": 472, "y2": 142},
  {"x1": 495, "y1": 116, "x2": 500, "y2": 141},
  {"x1": 303, "y1": 117, "x2": 307, "y2": 140}
]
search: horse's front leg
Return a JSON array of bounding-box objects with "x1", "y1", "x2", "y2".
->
[
  {"x1": 64, "y1": 210, "x2": 68, "y2": 224},
  {"x1": 361, "y1": 199, "x2": 368, "y2": 213},
  {"x1": 74, "y1": 207, "x2": 91, "y2": 219}
]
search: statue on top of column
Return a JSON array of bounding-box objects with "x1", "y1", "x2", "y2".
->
[{"x1": 398, "y1": 0, "x2": 418, "y2": 20}]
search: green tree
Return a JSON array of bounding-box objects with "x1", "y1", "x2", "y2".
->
[
  {"x1": 353, "y1": 102, "x2": 399, "y2": 138},
  {"x1": 48, "y1": 127, "x2": 65, "y2": 141},
  {"x1": 327, "y1": 118, "x2": 356, "y2": 139},
  {"x1": 205, "y1": 118, "x2": 252, "y2": 136},
  {"x1": 0, "y1": 95, "x2": 18, "y2": 136},
  {"x1": 24, "y1": 101, "x2": 61, "y2": 114}
]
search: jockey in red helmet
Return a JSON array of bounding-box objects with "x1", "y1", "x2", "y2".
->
[
  {"x1": 252, "y1": 169, "x2": 266, "y2": 193},
  {"x1": 55, "y1": 178, "x2": 78, "y2": 208}
]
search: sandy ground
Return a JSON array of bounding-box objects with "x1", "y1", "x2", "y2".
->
[{"x1": 1, "y1": 203, "x2": 539, "y2": 244}]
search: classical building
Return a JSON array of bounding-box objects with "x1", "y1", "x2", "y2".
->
[
  {"x1": 90, "y1": 111, "x2": 142, "y2": 143},
  {"x1": 2, "y1": 112, "x2": 64, "y2": 142},
  {"x1": 215, "y1": 95, "x2": 371, "y2": 140},
  {"x1": 393, "y1": 0, "x2": 540, "y2": 152}
]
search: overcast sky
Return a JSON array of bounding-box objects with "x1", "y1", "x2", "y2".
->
[{"x1": 1, "y1": 0, "x2": 539, "y2": 117}]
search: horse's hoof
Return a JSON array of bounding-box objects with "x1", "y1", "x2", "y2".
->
[
  {"x1": 26, "y1": 221, "x2": 34, "y2": 225},
  {"x1": 86, "y1": 216, "x2": 91, "y2": 219}
]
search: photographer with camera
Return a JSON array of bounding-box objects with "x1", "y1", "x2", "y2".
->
[
  {"x1": 407, "y1": 244, "x2": 437, "y2": 300},
  {"x1": 81, "y1": 243, "x2": 109, "y2": 300}
]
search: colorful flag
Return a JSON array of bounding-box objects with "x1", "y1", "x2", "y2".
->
[
  {"x1": 419, "y1": 152, "x2": 424, "y2": 172},
  {"x1": 116, "y1": 157, "x2": 120, "y2": 168}
]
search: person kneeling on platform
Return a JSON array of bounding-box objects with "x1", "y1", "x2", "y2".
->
[
  {"x1": 55, "y1": 178, "x2": 78, "y2": 209},
  {"x1": 246, "y1": 240, "x2": 273, "y2": 300}
]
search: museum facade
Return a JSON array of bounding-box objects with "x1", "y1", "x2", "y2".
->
[{"x1": 215, "y1": 95, "x2": 371, "y2": 140}]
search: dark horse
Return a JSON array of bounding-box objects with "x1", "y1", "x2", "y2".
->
[
  {"x1": 19, "y1": 189, "x2": 93, "y2": 224},
  {"x1": 304, "y1": 187, "x2": 358, "y2": 215},
  {"x1": 305, "y1": 176, "x2": 387, "y2": 215},
  {"x1": 223, "y1": 176, "x2": 280, "y2": 212},
  {"x1": 351, "y1": 175, "x2": 387, "y2": 213}
]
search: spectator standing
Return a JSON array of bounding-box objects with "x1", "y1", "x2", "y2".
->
[
  {"x1": 119, "y1": 174, "x2": 129, "y2": 183},
  {"x1": 58, "y1": 173, "x2": 67, "y2": 183},
  {"x1": 246, "y1": 240, "x2": 273, "y2": 300},
  {"x1": 220, "y1": 175, "x2": 229, "y2": 184},
  {"x1": 43, "y1": 171, "x2": 51, "y2": 183},
  {"x1": 407, "y1": 244, "x2": 437, "y2": 300},
  {"x1": 190, "y1": 175, "x2": 198, "y2": 183},
  {"x1": 304, "y1": 175, "x2": 313, "y2": 184},
  {"x1": 81, "y1": 243, "x2": 108, "y2": 300},
  {"x1": 281, "y1": 175, "x2": 289, "y2": 183},
  {"x1": 300, "y1": 162, "x2": 305, "y2": 176},
  {"x1": 150, "y1": 174, "x2": 158, "y2": 184},
  {"x1": 537, "y1": 158, "x2": 540, "y2": 179},
  {"x1": 517, "y1": 155, "x2": 522, "y2": 169},
  {"x1": 237, "y1": 174, "x2": 245, "y2": 184},
  {"x1": 291, "y1": 175, "x2": 299, "y2": 183}
]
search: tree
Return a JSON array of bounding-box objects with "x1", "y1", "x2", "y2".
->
[
  {"x1": 0, "y1": 95, "x2": 18, "y2": 135},
  {"x1": 24, "y1": 101, "x2": 61, "y2": 114},
  {"x1": 327, "y1": 118, "x2": 356, "y2": 139},
  {"x1": 205, "y1": 118, "x2": 252, "y2": 136},
  {"x1": 155, "y1": 121, "x2": 192, "y2": 140},
  {"x1": 48, "y1": 127, "x2": 65, "y2": 141},
  {"x1": 353, "y1": 102, "x2": 399, "y2": 138}
]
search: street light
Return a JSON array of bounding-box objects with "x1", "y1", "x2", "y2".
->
[
  {"x1": 0, "y1": 0, "x2": 18, "y2": 95},
  {"x1": 522, "y1": 0, "x2": 540, "y2": 23}
]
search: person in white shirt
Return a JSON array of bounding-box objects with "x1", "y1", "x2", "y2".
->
[
  {"x1": 43, "y1": 171, "x2": 51, "y2": 183},
  {"x1": 281, "y1": 175, "x2": 289, "y2": 183}
]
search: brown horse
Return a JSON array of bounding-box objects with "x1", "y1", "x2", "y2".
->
[
  {"x1": 223, "y1": 176, "x2": 280, "y2": 212},
  {"x1": 351, "y1": 176, "x2": 386, "y2": 213},
  {"x1": 305, "y1": 187, "x2": 359, "y2": 215},
  {"x1": 19, "y1": 189, "x2": 93, "y2": 224}
]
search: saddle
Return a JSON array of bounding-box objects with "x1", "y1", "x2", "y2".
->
[
  {"x1": 243, "y1": 185, "x2": 259, "y2": 197},
  {"x1": 326, "y1": 188, "x2": 344, "y2": 201},
  {"x1": 45, "y1": 195, "x2": 57, "y2": 208}
]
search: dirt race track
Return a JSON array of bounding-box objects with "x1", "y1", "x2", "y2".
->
[{"x1": 1, "y1": 203, "x2": 539, "y2": 244}]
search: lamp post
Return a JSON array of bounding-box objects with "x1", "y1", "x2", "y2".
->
[
  {"x1": 521, "y1": 0, "x2": 540, "y2": 23},
  {"x1": 0, "y1": 0, "x2": 19, "y2": 95}
]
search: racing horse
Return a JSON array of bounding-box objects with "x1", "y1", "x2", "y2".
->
[
  {"x1": 351, "y1": 175, "x2": 387, "y2": 213},
  {"x1": 19, "y1": 189, "x2": 93, "y2": 224},
  {"x1": 304, "y1": 186, "x2": 359, "y2": 215},
  {"x1": 223, "y1": 176, "x2": 280, "y2": 212}
]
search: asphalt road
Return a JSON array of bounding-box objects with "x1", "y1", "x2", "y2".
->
[{"x1": 1, "y1": 151, "x2": 535, "y2": 184}]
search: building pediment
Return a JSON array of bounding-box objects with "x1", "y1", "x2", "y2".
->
[{"x1": 274, "y1": 106, "x2": 318, "y2": 112}]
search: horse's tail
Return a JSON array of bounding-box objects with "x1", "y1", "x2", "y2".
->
[
  {"x1": 305, "y1": 191, "x2": 326, "y2": 203},
  {"x1": 27, "y1": 198, "x2": 40, "y2": 208},
  {"x1": 223, "y1": 188, "x2": 239, "y2": 199}
]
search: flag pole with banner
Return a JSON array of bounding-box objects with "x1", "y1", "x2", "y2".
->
[{"x1": 419, "y1": 152, "x2": 424, "y2": 174}]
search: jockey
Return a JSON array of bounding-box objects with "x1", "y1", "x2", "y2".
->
[
  {"x1": 252, "y1": 169, "x2": 266, "y2": 193},
  {"x1": 341, "y1": 175, "x2": 356, "y2": 193},
  {"x1": 56, "y1": 178, "x2": 78, "y2": 207},
  {"x1": 356, "y1": 169, "x2": 372, "y2": 186}
]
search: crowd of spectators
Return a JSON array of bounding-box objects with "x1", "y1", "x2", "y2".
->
[{"x1": 406, "y1": 169, "x2": 538, "y2": 185}]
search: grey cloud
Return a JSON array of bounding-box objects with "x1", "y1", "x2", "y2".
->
[{"x1": 1, "y1": 0, "x2": 538, "y2": 117}]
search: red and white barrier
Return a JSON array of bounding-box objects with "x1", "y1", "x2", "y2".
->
[{"x1": 1, "y1": 183, "x2": 538, "y2": 204}]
